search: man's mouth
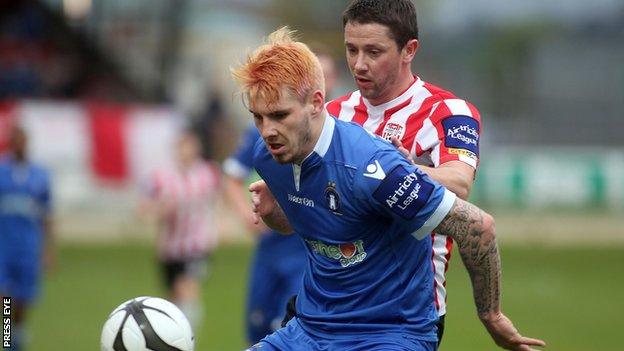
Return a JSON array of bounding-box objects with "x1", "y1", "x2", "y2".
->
[
  {"x1": 268, "y1": 142, "x2": 285, "y2": 154},
  {"x1": 356, "y1": 77, "x2": 373, "y2": 87}
]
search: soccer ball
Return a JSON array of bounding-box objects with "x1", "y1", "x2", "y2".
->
[{"x1": 101, "y1": 296, "x2": 194, "y2": 351}]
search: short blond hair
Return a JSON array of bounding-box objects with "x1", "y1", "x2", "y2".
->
[{"x1": 231, "y1": 27, "x2": 325, "y2": 107}]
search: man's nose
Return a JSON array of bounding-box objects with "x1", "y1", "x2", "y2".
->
[
  {"x1": 260, "y1": 119, "x2": 278, "y2": 139},
  {"x1": 353, "y1": 53, "x2": 368, "y2": 73}
]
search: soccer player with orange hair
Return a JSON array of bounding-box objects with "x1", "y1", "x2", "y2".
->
[{"x1": 235, "y1": 27, "x2": 544, "y2": 351}]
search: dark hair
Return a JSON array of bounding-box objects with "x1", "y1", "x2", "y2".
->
[{"x1": 342, "y1": 0, "x2": 418, "y2": 49}]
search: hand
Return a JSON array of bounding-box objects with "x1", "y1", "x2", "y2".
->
[
  {"x1": 249, "y1": 180, "x2": 277, "y2": 225},
  {"x1": 244, "y1": 210, "x2": 270, "y2": 236},
  {"x1": 390, "y1": 136, "x2": 415, "y2": 164},
  {"x1": 481, "y1": 312, "x2": 546, "y2": 350}
]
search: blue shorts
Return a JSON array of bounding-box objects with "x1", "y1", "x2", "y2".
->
[
  {"x1": 0, "y1": 250, "x2": 40, "y2": 303},
  {"x1": 247, "y1": 318, "x2": 438, "y2": 351},
  {"x1": 246, "y1": 234, "x2": 306, "y2": 343}
]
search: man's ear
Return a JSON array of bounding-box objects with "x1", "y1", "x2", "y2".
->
[
  {"x1": 310, "y1": 89, "x2": 325, "y2": 116},
  {"x1": 402, "y1": 39, "x2": 419, "y2": 63}
]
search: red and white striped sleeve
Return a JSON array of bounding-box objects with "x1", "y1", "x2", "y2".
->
[{"x1": 418, "y1": 98, "x2": 481, "y2": 169}]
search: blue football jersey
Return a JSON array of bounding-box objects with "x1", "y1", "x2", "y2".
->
[
  {"x1": 253, "y1": 116, "x2": 456, "y2": 341},
  {"x1": 0, "y1": 156, "x2": 51, "y2": 254}
]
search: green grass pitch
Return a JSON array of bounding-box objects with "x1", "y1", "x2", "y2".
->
[{"x1": 27, "y1": 242, "x2": 624, "y2": 350}]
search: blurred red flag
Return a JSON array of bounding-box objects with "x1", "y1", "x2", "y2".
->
[
  {"x1": 0, "y1": 101, "x2": 17, "y2": 155},
  {"x1": 88, "y1": 103, "x2": 128, "y2": 181}
]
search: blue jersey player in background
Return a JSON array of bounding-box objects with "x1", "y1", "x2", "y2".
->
[
  {"x1": 223, "y1": 125, "x2": 307, "y2": 344},
  {"x1": 233, "y1": 27, "x2": 545, "y2": 350},
  {"x1": 0, "y1": 126, "x2": 55, "y2": 351}
]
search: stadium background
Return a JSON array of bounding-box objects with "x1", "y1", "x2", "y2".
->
[{"x1": 1, "y1": 0, "x2": 623, "y2": 350}]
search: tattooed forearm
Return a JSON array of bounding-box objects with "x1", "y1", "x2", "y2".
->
[{"x1": 436, "y1": 198, "x2": 501, "y2": 319}]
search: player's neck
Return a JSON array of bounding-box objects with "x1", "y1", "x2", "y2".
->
[
  {"x1": 295, "y1": 111, "x2": 327, "y2": 165},
  {"x1": 369, "y1": 73, "x2": 416, "y2": 106}
]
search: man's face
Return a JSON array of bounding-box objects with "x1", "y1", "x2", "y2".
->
[
  {"x1": 344, "y1": 21, "x2": 404, "y2": 105},
  {"x1": 250, "y1": 88, "x2": 314, "y2": 164}
]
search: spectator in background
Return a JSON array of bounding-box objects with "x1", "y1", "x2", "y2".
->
[
  {"x1": 222, "y1": 46, "x2": 339, "y2": 345},
  {"x1": 139, "y1": 129, "x2": 220, "y2": 333},
  {"x1": 0, "y1": 126, "x2": 55, "y2": 351}
]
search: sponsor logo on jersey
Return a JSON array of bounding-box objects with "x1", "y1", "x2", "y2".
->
[
  {"x1": 363, "y1": 160, "x2": 386, "y2": 180},
  {"x1": 305, "y1": 239, "x2": 367, "y2": 268},
  {"x1": 324, "y1": 181, "x2": 341, "y2": 215},
  {"x1": 372, "y1": 165, "x2": 434, "y2": 219},
  {"x1": 382, "y1": 122, "x2": 405, "y2": 141},
  {"x1": 442, "y1": 115, "x2": 480, "y2": 156},
  {"x1": 448, "y1": 147, "x2": 477, "y2": 160},
  {"x1": 287, "y1": 193, "x2": 315, "y2": 207}
]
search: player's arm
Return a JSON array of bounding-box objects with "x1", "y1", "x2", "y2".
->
[
  {"x1": 415, "y1": 161, "x2": 474, "y2": 200},
  {"x1": 137, "y1": 173, "x2": 173, "y2": 223},
  {"x1": 434, "y1": 199, "x2": 546, "y2": 350},
  {"x1": 391, "y1": 137, "x2": 475, "y2": 200},
  {"x1": 223, "y1": 126, "x2": 271, "y2": 234},
  {"x1": 223, "y1": 175, "x2": 255, "y2": 225},
  {"x1": 249, "y1": 180, "x2": 294, "y2": 234}
]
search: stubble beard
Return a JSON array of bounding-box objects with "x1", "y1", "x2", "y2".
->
[
  {"x1": 292, "y1": 116, "x2": 312, "y2": 165},
  {"x1": 271, "y1": 117, "x2": 312, "y2": 165}
]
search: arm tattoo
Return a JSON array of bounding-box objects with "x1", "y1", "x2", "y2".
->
[{"x1": 436, "y1": 198, "x2": 501, "y2": 318}]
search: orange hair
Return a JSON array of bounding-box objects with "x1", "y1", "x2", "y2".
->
[{"x1": 231, "y1": 26, "x2": 325, "y2": 107}]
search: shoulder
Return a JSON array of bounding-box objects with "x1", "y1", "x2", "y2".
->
[
  {"x1": 332, "y1": 119, "x2": 395, "y2": 163},
  {"x1": 326, "y1": 91, "x2": 361, "y2": 118},
  {"x1": 420, "y1": 80, "x2": 481, "y2": 122}
]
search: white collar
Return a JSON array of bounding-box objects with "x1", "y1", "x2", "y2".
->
[
  {"x1": 293, "y1": 113, "x2": 335, "y2": 191},
  {"x1": 311, "y1": 112, "x2": 335, "y2": 158}
]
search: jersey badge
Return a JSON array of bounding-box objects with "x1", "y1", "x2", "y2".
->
[
  {"x1": 363, "y1": 160, "x2": 386, "y2": 180},
  {"x1": 382, "y1": 122, "x2": 405, "y2": 141},
  {"x1": 324, "y1": 181, "x2": 342, "y2": 215},
  {"x1": 442, "y1": 115, "x2": 479, "y2": 156},
  {"x1": 372, "y1": 165, "x2": 434, "y2": 219}
]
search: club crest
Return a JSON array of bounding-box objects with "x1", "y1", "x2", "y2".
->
[
  {"x1": 324, "y1": 181, "x2": 341, "y2": 215},
  {"x1": 382, "y1": 122, "x2": 405, "y2": 141}
]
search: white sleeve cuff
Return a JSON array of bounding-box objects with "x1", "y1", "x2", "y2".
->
[
  {"x1": 223, "y1": 158, "x2": 251, "y2": 179},
  {"x1": 411, "y1": 189, "x2": 457, "y2": 240}
]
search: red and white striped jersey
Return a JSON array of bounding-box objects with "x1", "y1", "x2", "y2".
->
[
  {"x1": 326, "y1": 76, "x2": 481, "y2": 316},
  {"x1": 147, "y1": 161, "x2": 220, "y2": 261}
]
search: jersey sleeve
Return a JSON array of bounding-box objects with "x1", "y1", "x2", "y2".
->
[
  {"x1": 222, "y1": 124, "x2": 261, "y2": 180},
  {"x1": 422, "y1": 98, "x2": 481, "y2": 169},
  {"x1": 354, "y1": 149, "x2": 457, "y2": 240}
]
